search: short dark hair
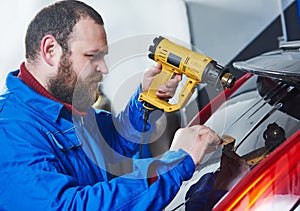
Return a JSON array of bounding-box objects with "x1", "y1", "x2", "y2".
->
[{"x1": 25, "y1": 0, "x2": 104, "y2": 61}]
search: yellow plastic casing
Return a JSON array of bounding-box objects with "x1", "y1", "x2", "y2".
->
[{"x1": 138, "y1": 37, "x2": 213, "y2": 112}]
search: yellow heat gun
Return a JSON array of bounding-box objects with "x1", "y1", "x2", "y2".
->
[{"x1": 138, "y1": 36, "x2": 235, "y2": 112}]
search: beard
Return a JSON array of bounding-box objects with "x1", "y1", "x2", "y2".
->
[{"x1": 48, "y1": 53, "x2": 100, "y2": 112}]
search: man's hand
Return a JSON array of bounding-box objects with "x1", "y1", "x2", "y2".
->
[
  {"x1": 170, "y1": 125, "x2": 221, "y2": 166},
  {"x1": 142, "y1": 63, "x2": 182, "y2": 100}
]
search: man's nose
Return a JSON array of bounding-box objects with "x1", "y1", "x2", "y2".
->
[{"x1": 96, "y1": 60, "x2": 109, "y2": 74}]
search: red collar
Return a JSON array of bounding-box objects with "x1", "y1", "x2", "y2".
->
[{"x1": 18, "y1": 62, "x2": 87, "y2": 116}]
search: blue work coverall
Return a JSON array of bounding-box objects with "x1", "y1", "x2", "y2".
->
[{"x1": 0, "y1": 70, "x2": 195, "y2": 210}]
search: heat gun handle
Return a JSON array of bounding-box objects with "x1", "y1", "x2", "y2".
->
[
  {"x1": 138, "y1": 65, "x2": 198, "y2": 112},
  {"x1": 148, "y1": 66, "x2": 174, "y2": 95}
]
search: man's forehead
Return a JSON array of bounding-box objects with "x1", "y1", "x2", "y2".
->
[{"x1": 70, "y1": 17, "x2": 107, "y2": 49}]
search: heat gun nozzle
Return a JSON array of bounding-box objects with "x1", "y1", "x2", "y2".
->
[{"x1": 221, "y1": 72, "x2": 236, "y2": 88}]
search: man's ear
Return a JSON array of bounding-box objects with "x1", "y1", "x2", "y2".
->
[{"x1": 41, "y1": 35, "x2": 61, "y2": 66}]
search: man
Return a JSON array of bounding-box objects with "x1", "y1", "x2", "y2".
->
[{"x1": 0, "y1": 1, "x2": 221, "y2": 210}]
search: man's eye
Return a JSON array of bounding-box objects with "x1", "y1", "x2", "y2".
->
[{"x1": 86, "y1": 54, "x2": 95, "y2": 59}]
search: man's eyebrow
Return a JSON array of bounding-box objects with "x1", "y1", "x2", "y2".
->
[{"x1": 85, "y1": 48, "x2": 107, "y2": 54}]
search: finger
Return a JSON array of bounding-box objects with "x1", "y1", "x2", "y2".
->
[
  {"x1": 156, "y1": 87, "x2": 175, "y2": 98},
  {"x1": 144, "y1": 64, "x2": 162, "y2": 77},
  {"x1": 155, "y1": 63, "x2": 162, "y2": 70},
  {"x1": 205, "y1": 145, "x2": 217, "y2": 154},
  {"x1": 157, "y1": 85, "x2": 167, "y2": 93},
  {"x1": 155, "y1": 91, "x2": 172, "y2": 100},
  {"x1": 157, "y1": 79, "x2": 178, "y2": 92},
  {"x1": 198, "y1": 130, "x2": 221, "y2": 146},
  {"x1": 197, "y1": 127, "x2": 213, "y2": 135},
  {"x1": 174, "y1": 74, "x2": 182, "y2": 81},
  {"x1": 197, "y1": 126, "x2": 219, "y2": 139},
  {"x1": 168, "y1": 74, "x2": 182, "y2": 86},
  {"x1": 157, "y1": 74, "x2": 181, "y2": 90},
  {"x1": 156, "y1": 83, "x2": 178, "y2": 98},
  {"x1": 148, "y1": 66, "x2": 162, "y2": 77},
  {"x1": 165, "y1": 78, "x2": 180, "y2": 89},
  {"x1": 151, "y1": 63, "x2": 162, "y2": 76},
  {"x1": 169, "y1": 74, "x2": 182, "y2": 85},
  {"x1": 195, "y1": 125, "x2": 212, "y2": 132}
]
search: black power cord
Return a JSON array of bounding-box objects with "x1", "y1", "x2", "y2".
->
[{"x1": 139, "y1": 103, "x2": 155, "y2": 159}]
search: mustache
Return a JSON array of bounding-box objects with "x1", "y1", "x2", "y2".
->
[
  {"x1": 93, "y1": 74, "x2": 103, "y2": 83},
  {"x1": 84, "y1": 73, "x2": 103, "y2": 83}
]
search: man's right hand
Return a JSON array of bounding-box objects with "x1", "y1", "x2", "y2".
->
[
  {"x1": 170, "y1": 125, "x2": 221, "y2": 166},
  {"x1": 141, "y1": 63, "x2": 182, "y2": 100}
]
